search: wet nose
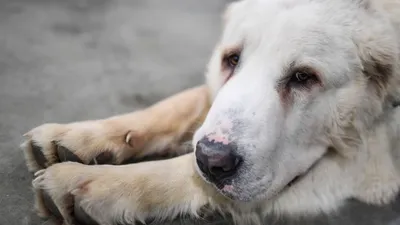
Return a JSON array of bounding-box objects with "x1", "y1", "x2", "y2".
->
[{"x1": 195, "y1": 137, "x2": 242, "y2": 182}]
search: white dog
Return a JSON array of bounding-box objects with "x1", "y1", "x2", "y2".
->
[{"x1": 21, "y1": 0, "x2": 400, "y2": 224}]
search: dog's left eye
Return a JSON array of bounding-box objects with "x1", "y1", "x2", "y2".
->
[{"x1": 288, "y1": 70, "x2": 319, "y2": 88}]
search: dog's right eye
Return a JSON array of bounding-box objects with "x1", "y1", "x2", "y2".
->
[
  {"x1": 294, "y1": 71, "x2": 311, "y2": 83},
  {"x1": 226, "y1": 54, "x2": 240, "y2": 68},
  {"x1": 221, "y1": 51, "x2": 242, "y2": 83}
]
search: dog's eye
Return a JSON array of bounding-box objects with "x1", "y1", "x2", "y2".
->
[
  {"x1": 222, "y1": 51, "x2": 241, "y2": 83},
  {"x1": 226, "y1": 54, "x2": 240, "y2": 68},
  {"x1": 294, "y1": 71, "x2": 310, "y2": 82},
  {"x1": 288, "y1": 70, "x2": 319, "y2": 88}
]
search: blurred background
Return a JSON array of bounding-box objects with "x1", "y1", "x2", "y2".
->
[{"x1": 0, "y1": 0, "x2": 400, "y2": 224}]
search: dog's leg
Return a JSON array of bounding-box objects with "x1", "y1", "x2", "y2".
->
[
  {"x1": 32, "y1": 153, "x2": 224, "y2": 225},
  {"x1": 21, "y1": 85, "x2": 210, "y2": 172}
]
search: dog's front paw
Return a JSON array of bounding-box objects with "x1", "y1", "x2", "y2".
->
[
  {"x1": 32, "y1": 162, "x2": 131, "y2": 225},
  {"x1": 31, "y1": 162, "x2": 175, "y2": 225},
  {"x1": 21, "y1": 122, "x2": 140, "y2": 172},
  {"x1": 32, "y1": 162, "x2": 97, "y2": 225},
  {"x1": 32, "y1": 154, "x2": 212, "y2": 225}
]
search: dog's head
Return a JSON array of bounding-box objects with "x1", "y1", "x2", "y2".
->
[{"x1": 194, "y1": 0, "x2": 400, "y2": 213}]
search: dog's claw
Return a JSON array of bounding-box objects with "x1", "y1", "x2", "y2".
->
[
  {"x1": 32, "y1": 172, "x2": 46, "y2": 189},
  {"x1": 34, "y1": 169, "x2": 46, "y2": 177}
]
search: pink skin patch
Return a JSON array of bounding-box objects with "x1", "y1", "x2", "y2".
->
[
  {"x1": 206, "y1": 120, "x2": 233, "y2": 145},
  {"x1": 222, "y1": 184, "x2": 234, "y2": 192},
  {"x1": 207, "y1": 133, "x2": 230, "y2": 145},
  {"x1": 223, "y1": 73, "x2": 232, "y2": 84}
]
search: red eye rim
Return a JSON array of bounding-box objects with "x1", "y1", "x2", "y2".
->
[
  {"x1": 277, "y1": 65, "x2": 322, "y2": 90},
  {"x1": 221, "y1": 47, "x2": 242, "y2": 84}
]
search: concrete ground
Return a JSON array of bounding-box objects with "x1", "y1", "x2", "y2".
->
[{"x1": 1, "y1": 0, "x2": 400, "y2": 225}]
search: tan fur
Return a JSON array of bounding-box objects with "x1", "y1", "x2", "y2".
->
[
  {"x1": 22, "y1": 85, "x2": 210, "y2": 171},
  {"x1": 32, "y1": 155, "x2": 219, "y2": 225}
]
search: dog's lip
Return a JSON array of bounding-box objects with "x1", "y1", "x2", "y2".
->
[
  {"x1": 213, "y1": 175, "x2": 303, "y2": 202},
  {"x1": 281, "y1": 153, "x2": 325, "y2": 193},
  {"x1": 286, "y1": 175, "x2": 301, "y2": 188},
  {"x1": 215, "y1": 174, "x2": 302, "y2": 196}
]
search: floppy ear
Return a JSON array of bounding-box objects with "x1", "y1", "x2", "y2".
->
[
  {"x1": 353, "y1": 7, "x2": 399, "y2": 98},
  {"x1": 359, "y1": 44, "x2": 395, "y2": 97}
]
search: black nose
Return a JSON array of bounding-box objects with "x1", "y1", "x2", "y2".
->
[{"x1": 195, "y1": 137, "x2": 242, "y2": 182}]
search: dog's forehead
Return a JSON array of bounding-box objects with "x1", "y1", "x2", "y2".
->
[
  {"x1": 222, "y1": 0, "x2": 341, "y2": 45},
  {"x1": 218, "y1": 0, "x2": 362, "y2": 85},
  {"x1": 222, "y1": 0, "x2": 349, "y2": 57}
]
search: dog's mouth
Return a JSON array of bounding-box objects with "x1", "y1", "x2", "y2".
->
[
  {"x1": 211, "y1": 169, "x2": 304, "y2": 195},
  {"x1": 286, "y1": 175, "x2": 301, "y2": 188},
  {"x1": 202, "y1": 154, "x2": 323, "y2": 202},
  {"x1": 282, "y1": 174, "x2": 305, "y2": 193},
  {"x1": 281, "y1": 156, "x2": 324, "y2": 193}
]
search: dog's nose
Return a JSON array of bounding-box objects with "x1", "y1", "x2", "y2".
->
[{"x1": 195, "y1": 137, "x2": 242, "y2": 181}]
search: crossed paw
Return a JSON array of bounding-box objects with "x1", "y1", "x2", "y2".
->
[{"x1": 21, "y1": 122, "x2": 147, "y2": 173}]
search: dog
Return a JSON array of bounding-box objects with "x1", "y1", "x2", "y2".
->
[{"x1": 21, "y1": 0, "x2": 400, "y2": 224}]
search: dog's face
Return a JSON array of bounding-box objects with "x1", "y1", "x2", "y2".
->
[{"x1": 194, "y1": 0, "x2": 398, "y2": 204}]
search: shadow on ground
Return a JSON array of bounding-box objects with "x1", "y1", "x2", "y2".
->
[{"x1": 0, "y1": 0, "x2": 400, "y2": 224}]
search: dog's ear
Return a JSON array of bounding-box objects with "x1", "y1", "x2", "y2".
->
[
  {"x1": 359, "y1": 42, "x2": 395, "y2": 96},
  {"x1": 354, "y1": 11, "x2": 399, "y2": 97}
]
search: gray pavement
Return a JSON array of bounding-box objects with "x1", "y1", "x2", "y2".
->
[{"x1": 1, "y1": 0, "x2": 400, "y2": 224}]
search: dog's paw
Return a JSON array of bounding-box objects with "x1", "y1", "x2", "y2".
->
[
  {"x1": 32, "y1": 162, "x2": 146, "y2": 225},
  {"x1": 21, "y1": 122, "x2": 139, "y2": 172},
  {"x1": 31, "y1": 154, "x2": 210, "y2": 225},
  {"x1": 32, "y1": 162, "x2": 103, "y2": 225}
]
